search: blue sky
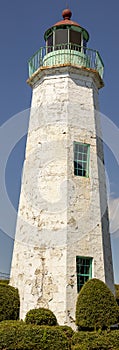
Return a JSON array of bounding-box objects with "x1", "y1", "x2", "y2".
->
[{"x1": 0, "y1": 0, "x2": 119, "y2": 283}]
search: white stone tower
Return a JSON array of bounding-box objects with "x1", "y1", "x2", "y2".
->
[{"x1": 10, "y1": 8, "x2": 114, "y2": 328}]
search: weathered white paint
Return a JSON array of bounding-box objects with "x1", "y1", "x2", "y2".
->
[{"x1": 10, "y1": 66, "x2": 114, "y2": 329}]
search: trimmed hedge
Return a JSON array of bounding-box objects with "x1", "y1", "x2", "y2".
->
[
  {"x1": 57, "y1": 325, "x2": 74, "y2": 340},
  {"x1": 76, "y1": 278, "x2": 119, "y2": 330},
  {"x1": 0, "y1": 321, "x2": 71, "y2": 350},
  {"x1": 72, "y1": 331, "x2": 107, "y2": 350},
  {"x1": 0, "y1": 279, "x2": 9, "y2": 284},
  {"x1": 56, "y1": 325, "x2": 74, "y2": 347},
  {"x1": 25, "y1": 307, "x2": 57, "y2": 326},
  {"x1": 0, "y1": 283, "x2": 20, "y2": 321},
  {"x1": 72, "y1": 330, "x2": 119, "y2": 350},
  {"x1": 115, "y1": 284, "x2": 119, "y2": 305},
  {"x1": 1, "y1": 321, "x2": 119, "y2": 350}
]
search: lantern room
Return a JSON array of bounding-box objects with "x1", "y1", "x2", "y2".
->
[
  {"x1": 28, "y1": 8, "x2": 104, "y2": 84},
  {"x1": 44, "y1": 8, "x2": 89, "y2": 52}
]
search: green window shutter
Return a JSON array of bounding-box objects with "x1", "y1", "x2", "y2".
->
[{"x1": 74, "y1": 142, "x2": 90, "y2": 177}]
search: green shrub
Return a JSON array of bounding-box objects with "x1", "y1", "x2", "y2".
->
[
  {"x1": 72, "y1": 331, "x2": 107, "y2": 349},
  {"x1": 72, "y1": 346, "x2": 87, "y2": 350},
  {"x1": 57, "y1": 325, "x2": 74, "y2": 340},
  {"x1": 0, "y1": 279, "x2": 9, "y2": 284},
  {"x1": 115, "y1": 284, "x2": 119, "y2": 306},
  {"x1": 108, "y1": 329, "x2": 119, "y2": 348},
  {"x1": 75, "y1": 278, "x2": 119, "y2": 330},
  {"x1": 25, "y1": 307, "x2": 57, "y2": 326},
  {"x1": 72, "y1": 330, "x2": 119, "y2": 350},
  {"x1": 0, "y1": 321, "x2": 70, "y2": 349},
  {"x1": 0, "y1": 283, "x2": 20, "y2": 321},
  {"x1": 56, "y1": 325, "x2": 74, "y2": 347}
]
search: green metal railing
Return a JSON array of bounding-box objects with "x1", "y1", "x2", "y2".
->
[{"x1": 28, "y1": 43, "x2": 104, "y2": 80}]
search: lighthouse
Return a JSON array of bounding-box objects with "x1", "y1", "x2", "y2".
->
[{"x1": 10, "y1": 8, "x2": 114, "y2": 328}]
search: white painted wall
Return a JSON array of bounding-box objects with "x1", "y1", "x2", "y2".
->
[{"x1": 10, "y1": 66, "x2": 114, "y2": 328}]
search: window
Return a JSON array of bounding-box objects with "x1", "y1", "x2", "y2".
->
[
  {"x1": 47, "y1": 34, "x2": 53, "y2": 51},
  {"x1": 74, "y1": 142, "x2": 90, "y2": 177},
  {"x1": 76, "y1": 256, "x2": 92, "y2": 293},
  {"x1": 47, "y1": 34, "x2": 53, "y2": 47},
  {"x1": 55, "y1": 29, "x2": 68, "y2": 48},
  {"x1": 69, "y1": 30, "x2": 81, "y2": 50}
]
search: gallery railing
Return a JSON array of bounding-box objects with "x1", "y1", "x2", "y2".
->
[{"x1": 28, "y1": 43, "x2": 104, "y2": 80}]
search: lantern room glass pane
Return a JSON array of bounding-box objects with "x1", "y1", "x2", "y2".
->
[
  {"x1": 48, "y1": 34, "x2": 53, "y2": 47},
  {"x1": 70, "y1": 30, "x2": 81, "y2": 50},
  {"x1": 55, "y1": 29, "x2": 68, "y2": 47},
  {"x1": 47, "y1": 34, "x2": 53, "y2": 52}
]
